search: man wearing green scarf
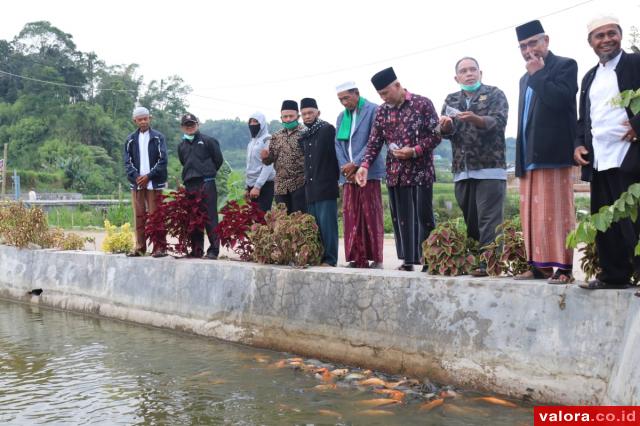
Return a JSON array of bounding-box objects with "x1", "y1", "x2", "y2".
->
[{"x1": 335, "y1": 82, "x2": 385, "y2": 268}]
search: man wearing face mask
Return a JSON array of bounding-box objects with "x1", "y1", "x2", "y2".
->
[
  {"x1": 177, "y1": 113, "x2": 224, "y2": 259},
  {"x1": 439, "y1": 57, "x2": 509, "y2": 277},
  {"x1": 298, "y1": 97, "x2": 339, "y2": 267},
  {"x1": 261, "y1": 100, "x2": 306, "y2": 214},
  {"x1": 513, "y1": 20, "x2": 578, "y2": 284},
  {"x1": 245, "y1": 112, "x2": 275, "y2": 212}
]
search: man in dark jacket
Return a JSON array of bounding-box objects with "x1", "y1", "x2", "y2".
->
[
  {"x1": 513, "y1": 20, "x2": 577, "y2": 284},
  {"x1": 574, "y1": 16, "x2": 640, "y2": 290},
  {"x1": 124, "y1": 106, "x2": 168, "y2": 257},
  {"x1": 440, "y1": 57, "x2": 509, "y2": 276},
  {"x1": 298, "y1": 98, "x2": 340, "y2": 266},
  {"x1": 177, "y1": 113, "x2": 224, "y2": 259}
]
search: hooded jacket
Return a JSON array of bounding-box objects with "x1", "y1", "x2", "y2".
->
[{"x1": 245, "y1": 112, "x2": 275, "y2": 188}]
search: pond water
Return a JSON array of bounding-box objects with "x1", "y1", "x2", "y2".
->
[{"x1": 0, "y1": 299, "x2": 533, "y2": 425}]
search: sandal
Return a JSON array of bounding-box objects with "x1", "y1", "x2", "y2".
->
[
  {"x1": 514, "y1": 267, "x2": 552, "y2": 280},
  {"x1": 547, "y1": 270, "x2": 575, "y2": 284},
  {"x1": 578, "y1": 279, "x2": 629, "y2": 290}
]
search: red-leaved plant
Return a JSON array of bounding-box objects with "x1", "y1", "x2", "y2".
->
[
  {"x1": 145, "y1": 187, "x2": 209, "y2": 256},
  {"x1": 214, "y1": 200, "x2": 266, "y2": 261}
]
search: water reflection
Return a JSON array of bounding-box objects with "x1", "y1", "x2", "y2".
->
[{"x1": 0, "y1": 300, "x2": 533, "y2": 425}]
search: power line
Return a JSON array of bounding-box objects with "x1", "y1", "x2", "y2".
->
[
  {"x1": 0, "y1": 69, "x2": 137, "y2": 92},
  {"x1": 195, "y1": 0, "x2": 596, "y2": 91}
]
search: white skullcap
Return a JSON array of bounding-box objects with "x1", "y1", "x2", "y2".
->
[
  {"x1": 132, "y1": 106, "x2": 150, "y2": 118},
  {"x1": 336, "y1": 81, "x2": 358, "y2": 93},
  {"x1": 587, "y1": 15, "x2": 620, "y2": 34}
]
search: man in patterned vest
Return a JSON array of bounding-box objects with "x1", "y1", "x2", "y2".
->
[{"x1": 440, "y1": 57, "x2": 509, "y2": 276}]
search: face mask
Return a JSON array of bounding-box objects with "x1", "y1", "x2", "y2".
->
[
  {"x1": 183, "y1": 134, "x2": 195, "y2": 141},
  {"x1": 282, "y1": 120, "x2": 299, "y2": 130},
  {"x1": 249, "y1": 123, "x2": 261, "y2": 138},
  {"x1": 460, "y1": 81, "x2": 481, "y2": 92}
]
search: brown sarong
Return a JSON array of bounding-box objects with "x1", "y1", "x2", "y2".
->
[{"x1": 519, "y1": 167, "x2": 575, "y2": 270}]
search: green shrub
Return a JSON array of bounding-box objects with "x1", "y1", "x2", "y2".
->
[
  {"x1": 479, "y1": 219, "x2": 528, "y2": 277},
  {"x1": 422, "y1": 218, "x2": 476, "y2": 276},
  {"x1": 102, "y1": 220, "x2": 133, "y2": 253},
  {"x1": 250, "y1": 203, "x2": 323, "y2": 267}
]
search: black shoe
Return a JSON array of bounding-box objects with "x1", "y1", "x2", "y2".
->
[
  {"x1": 151, "y1": 251, "x2": 167, "y2": 258},
  {"x1": 397, "y1": 264, "x2": 414, "y2": 272},
  {"x1": 205, "y1": 252, "x2": 218, "y2": 260},
  {"x1": 421, "y1": 265, "x2": 429, "y2": 273}
]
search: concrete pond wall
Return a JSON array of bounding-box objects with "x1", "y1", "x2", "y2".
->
[{"x1": 0, "y1": 244, "x2": 638, "y2": 405}]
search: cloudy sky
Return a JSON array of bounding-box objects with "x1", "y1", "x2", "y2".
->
[{"x1": 1, "y1": 0, "x2": 639, "y2": 136}]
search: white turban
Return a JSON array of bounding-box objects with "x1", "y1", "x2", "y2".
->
[
  {"x1": 132, "y1": 106, "x2": 150, "y2": 119},
  {"x1": 336, "y1": 81, "x2": 358, "y2": 93}
]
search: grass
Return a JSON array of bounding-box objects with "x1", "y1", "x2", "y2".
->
[{"x1": 48, "y1": 203, "x2": 132, "y2": 229}]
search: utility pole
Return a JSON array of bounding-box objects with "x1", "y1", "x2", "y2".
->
[{"x1": 1, "y1": 144, "x2": 7, "y2": 199}]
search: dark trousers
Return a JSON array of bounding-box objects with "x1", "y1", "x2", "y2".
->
[
  {"x1": 185, "y1": 179, "x2": 219, "y2": 257},
  {"x1": 454, "y1": 179, "x2": 506, "y2": 248},
  {"x1": 275, "y1": 186, "x2": 307, "y2": 214},
  {"x1": 308, "y1": 199, "x2": 339, "y2": 266},
  {"x1": 247, "y1": 180, "x2": 274, "y2": 212},
  {"x1": 591, "y1": 168, "x2": 640, "y2": 284},
  {"x1": 388, "y1": 185, "x2": 435, "y2": 265}
]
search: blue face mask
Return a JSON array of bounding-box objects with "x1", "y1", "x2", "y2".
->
[
  {"x1": 183, "y1": 134, "x2": 195, "y2": 141},
  {"x1": 460, "y1": 81, "x2": 481, "y2": 92}
]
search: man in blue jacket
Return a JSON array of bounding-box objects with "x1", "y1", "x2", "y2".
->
[
  {"x1": 123, "y1": 106, "x2": 168, "y2": 257},
  {"x1": 335, "y1": 81, "x2": 385, "y2": 268},
  {"x1": 574, "y1": 16, "x2": 640, "y2": 290}
]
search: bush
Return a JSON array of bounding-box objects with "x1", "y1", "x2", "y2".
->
[
  {"x1": 479, "y1": 218, "x2": 528, "y2": 277},
  {"x1": 422, "y1": 218, "x2": 476, "y2": 276},
  {"x1": 144, "y1": 187, "x2": 208, "y2": 256},
  {"x1": 0, "y1": 201, "x2": 52, "y2": 248},
  {"x1": 102, "y1": 220, "x2": 133, "y2": 253},
  {"x1": 250, "y1": 203, "x2": 323, "y2": 267},
  {"x1": 214, "y1": 199, "x2": 266, "y2": 261},
  {"x1": 0, "y1": 202, "x2": 89, "y2": 250}
]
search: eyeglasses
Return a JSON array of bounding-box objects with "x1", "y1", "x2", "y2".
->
[{"x1": 518, "y1": 35, "x2": 545, "y2": 51}]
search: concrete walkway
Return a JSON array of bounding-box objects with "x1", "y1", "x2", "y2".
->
[{"x1": 79, "y1": 231, "x2": 587, "y2": 282}]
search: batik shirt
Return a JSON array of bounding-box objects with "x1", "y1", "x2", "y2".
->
[
  {"x1": 362, "y1": 91, "x2": 441, "y2": 187},
  {"x1": 262, "y1": 125, "x2": 305, "y2": 195}
]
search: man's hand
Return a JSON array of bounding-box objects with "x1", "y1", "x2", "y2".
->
[
  {"x1": 341, "y1": 162, "x2": 358, "y2": 180},
  {"x1": 439, "y1": 116, "x2": 453, "y2": 133},
  {"x1": 249, "y1": 187, "x2": 260, "y2": 199},
  {"x1": 526, "y1": 55, "x2": 545, "y2": 75},
  {"x1": 622, "y1": 120, "x2": 638, "y2": 142},
  {"x1": 456, "y1": 111, "x2": 485, "y2": 128},
  {"x1": 355, "y1": 167, "x2": 368, "y2": 187},
  {"x1": 574, "y1": 146, "x2": 590, "y2": 166},
  {"x1": 135, "y1": 175, "x2": 149, "y2": 188},
  {"x1": 392, "y1": 146, "x2": 416, "y2": 160},
  {"x1": 260, "y1": 148, "x2": 269, "y2": 160}
]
